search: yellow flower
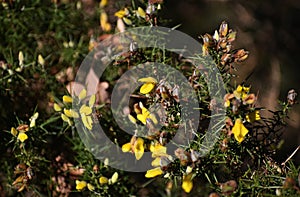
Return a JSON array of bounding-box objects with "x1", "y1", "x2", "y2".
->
[
  {"x1": 99, "y1": 0, "x2": 107, "y2": 8},
  {"x1": 133, "y1": 138, "x2": 144, "y2": 160},
  {"x1": 150, "y1": 143, "x2": 167, "y2": 157},
  {"x1": 17, "y1": 133, "x2": 28, "y2": 142},
  {"x1": 232, "y1": 118, "x2": 249, "y2": 143},
  {"x1": 62, "y1": 95, "x2": 73, "y2": 103},
  {"x1": 75, "y1": 180, "x2": 87, "y2": 190},
  {"x1": 64, "y1": 109, "x2": 79, "y2": 118},
  {"x1": 99, "y1": 176, "x2": 108, "y2": 185},
  {"x1": 109, "y1": 172, "x2": 118, "y2": 184},
  {"x1": 53, "y1": 103, "x2": 62, "y2": 112},
  {"x1": 122, "y1": 137, "x2": 145, "y2": 160},
  {"x1": 100, "y1": 12, "x2": 111, "y2": 32},
  {"x1": 38, "y1": 54, "x2": 45, "y2": 66},
  {"x1": 182, "y1": 173, "x2": 193, "y2": 193},
  {"x1": 87, "y1": 183, "x2": 95, "y2": 191},
  {"x1": 29, "y1": 112, "x2": 39, "y2": 128},
  {"x1": 136, "y1": 7, "x2": 146, "y2": 18},
  {"x1": 11, "y1": 127, "x2": 18, "y2": 136},
  {"x1": 145, "y1": 167, "x2": 163, "y2": 178},
  {"x1": 78, "y1": 89, "x2": 87, "y2": 100},
  {"x1": 246, "y1": 110, "x2": 261, "y2": 123},
  {"x1": 114, "y1": 9, "x2": 127, "y2": 18},
  {"x1": 61, "y1": 113, "x2": 69, "y2": 122},
  {"x1": 137, "y1": 104, "x2": 158, "y2": 125},
  {"x1": 138, "y1": 77, "x2": 157, "y2": 94}
]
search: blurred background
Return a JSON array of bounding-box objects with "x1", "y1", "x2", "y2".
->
[{"x1": 160, "y1": 0, "x2": 300, "y2": 163}]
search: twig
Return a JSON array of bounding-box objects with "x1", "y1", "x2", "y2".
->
[{"x1": 281, "y1": 145, "x2": 300, "y2": 166}]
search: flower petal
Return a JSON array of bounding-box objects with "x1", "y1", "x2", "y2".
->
[
  {"x1": 79, "y1": 89, "x2": 87, "y2": 100},
  {"x1": 149, "y1": 113, "x2": 158, "y2": 125},
  {"x1": 76, "y1": 180, "x2": 87, "y2": 190},
  {"x1": 38, "y1": 54, "x2": 45, "y2": 66},
  {"x1": 122, "y1": 142, "x2": 131, "y2": 152},
  {"x1": 80, "y1": 105, "x2": 92, "y2": 115},
  {"x1": 62, "y1": 95, "x2": 73, "y2": 103},
  {"x1": 137, "y1": 114, "x2": 147, "y2": 124},
  {"x1": 182, "y1": 173, "x2": 193, "y2": 193},
  {"x1": 137, "y1": 7, "x2": 146, "y2": 18},
  {"x1": 128, "y1": 114, "x2": 137, "y2": 124},
  {"x1": 123, "y1": 17, "x2": 132, "y2": 25},
  {"x1": 110, "y1": 172, "x2": 118, "y2": 184},
  {"x1": 134, "y1": 138, "x2": 144, "y2": 160},
  {"x1": 89, "y1": 95, "x2": 96, "y2": 107},
  {"x1": 81, "y1": 113, "x2": 93, "y2": 130},
  {"x1": 114, "y1": 10, "x2": 126, "y2": 18},
  {"x1": 150, "y1": 143, "x2": 167, "y2": 157},
  {"x1": 64, "y1": 109, "x2": 79, "y2": 118},
  {"x1": 87, "y1": 183, "x2": 95, "y2": 191},
  {"x1": 53, "y1": 103, "x2": 62, "y2": 112},
  {"x1": 232, "y1": 118, "x2": 249, "y2": 143},
  {"x1": 99, "y1": 176, "x2": 108, "y2": 184},
  {"x1": 138, "y1": 77, "x2": 157, "y2": 83},
  {"x1": 61, "y1": 113, "x2": 70, "y2": 122},
  {"x1": 145, "y1": 167, "x2": 163, "y2": 178},
  {"x1": 151, "y1": 157, "x2": 161, "y2": 167},
  {"x1": 29, "y1": 112, "x2": 39, "y2": 128},
  {"x1": 99, "y1": 0, "x2": 108, "y2": 8},
  {"x1": 140, "y1": 83, "x2": 155, "y2": 94},
  {"x1": 17, "y1": 133, "x2": 28, "y2": 142},
  {"x1": 11, "y1": 127, "x2": 18, "y2": 136},
  {"x1": 243, "y1": 93, "x2": 256, "y2": 104}
]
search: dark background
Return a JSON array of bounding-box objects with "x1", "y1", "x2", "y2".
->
[{"x1": 161, "y1": 0, "x2": 300, "y2": 164}]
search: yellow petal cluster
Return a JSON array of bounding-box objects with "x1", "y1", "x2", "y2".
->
[
  {"x1": 11, "y1": 124, "x2": 30, "y2": 142},
  {"x1": 122, "y1": 137, "x2": 145, "y2": 160},
  {"x1": 233, "y1": 85, "x2": 250, "y2": 100},
  {"x1": 136, "y1": 104, "x2": 158, "y2": 125},
  {"x1": 146, "y1": 143, "x2": 170, "y2": 178}
]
